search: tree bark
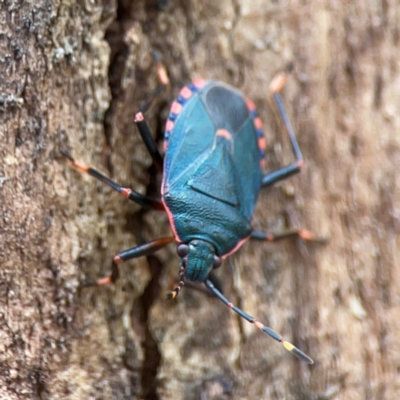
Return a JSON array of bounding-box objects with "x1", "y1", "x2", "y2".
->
[{"x1": 1, "y1": 1, "x2": 399, "y2": 399}]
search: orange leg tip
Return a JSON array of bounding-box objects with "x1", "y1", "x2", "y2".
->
[
  {"x1": 73, "y1": 160, "x2": 89, "y2": 172},
  {"x1": 134, "y1": 112, "x2": 144, "y2": 122},
  {"x1": 254, "y1": 320, "x2": 264, "y2": 330},
  {"x1": 297, "y1": 160, "x2": 305, "y2": 168},
  {"x1": 269, "y1": 72, "x2": 288, "y2": 94},
  {"x1": 121, "y1": 188, "x2": 131, "y2": 198},
  {"x1": 157, "y1": 65, "x2": 170, "y2": 86},
  {"x1": 96, "y1": 276, "x2": 112, "y2": 286},
  {"x1": 266, "y1": 234, "x2": 274, "y2": 242},
  {"x1": 299, "y1": 229, "x2": 316, "y2": 241},
  {"x1": 113, "y1": 255, "x2": 123, "y2": 264}
]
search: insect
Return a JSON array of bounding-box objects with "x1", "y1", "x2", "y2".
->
[{"x1": 62, "y1": 54, "x2": 324, "y2": 364}]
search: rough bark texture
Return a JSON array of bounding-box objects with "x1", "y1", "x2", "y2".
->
[{"x1": 1, "y1": 1, "x2": 399, "y2": 399}]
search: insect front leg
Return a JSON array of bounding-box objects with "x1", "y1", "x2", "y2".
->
[
  {"x1": 82, "y1": 237, "x2": 174, "y2": 287},
  {"x1": 61, "y1": 150, "x2": 164, "y2": 210}
]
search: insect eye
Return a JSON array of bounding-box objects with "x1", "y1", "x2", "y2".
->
[
  {"x1": 213, "y1": 255, "x2": 222, "y2": 269},
  {"x1": 177, "y1": 244, "x2": 189, "y2": 257}
]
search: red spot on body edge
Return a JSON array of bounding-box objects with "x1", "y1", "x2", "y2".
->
[
  {"x1": 180, "y1": 86, "x2": 193, "y2": 99},
  {"x1": 193, "y1": 78, "x2": 206, "y2": 88},
  {"x1": 246, "y1": 98, "x2": 256, "y2": 111},
  {"x1": 171, "y1": 101, "x2": 183, "y2": 114},
  {"x1": 166, "y1": 120, "x2": 174, "y2": 131}
]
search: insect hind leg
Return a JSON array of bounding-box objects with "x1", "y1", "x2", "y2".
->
[
  {"x1": 262, "y1": 66, "x2": 304, "y2": 187},
  {"x1": 251, "y1": 229, "x2": 328, "y2": 244}
]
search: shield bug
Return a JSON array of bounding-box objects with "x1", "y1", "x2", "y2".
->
[{"x1": 62, "y1": 54, "x2": 324, "y2": 364}]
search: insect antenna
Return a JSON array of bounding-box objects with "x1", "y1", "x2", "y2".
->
[
  {"x1": 204, "y1": 279, "x2": 314, "y2": 364},
  {"x1": 166, "y1": 261, "x2": 186, "y2": 299}
]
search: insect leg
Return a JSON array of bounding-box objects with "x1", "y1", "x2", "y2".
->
[
  {"x1": 83, "y1": 236, "x2": 174, "y2": 287},
  {"x1": 134, "y1": 51, "x2": 169, "y2": 172},
  {"x1": 61, "y1": 150, "x2": 164, "y2": 210},
  {"x1": 251, "y1": 230, "x2": 327, "y2": 244},
  {"x1": 262, "y1": 67, "x2": 304, "y2": 187},
  {"x1": 204, "y1": 279, "x2": 314, "y2": 364}
]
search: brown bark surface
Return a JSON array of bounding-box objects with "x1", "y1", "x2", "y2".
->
[{"x1": 1, "y1": 1, "x2": 399, "y2": 399}]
